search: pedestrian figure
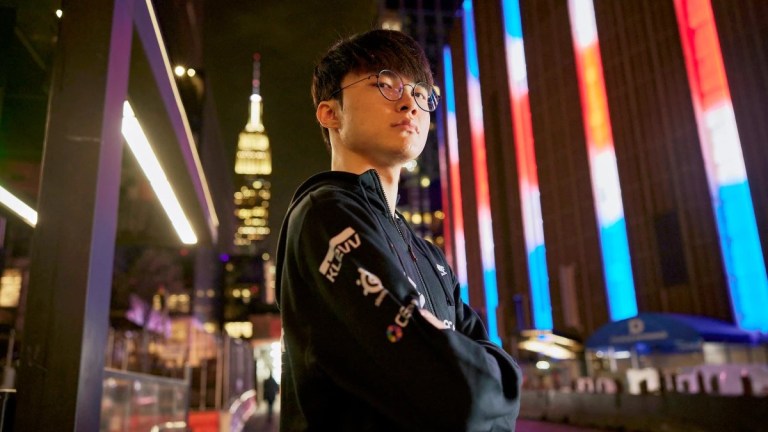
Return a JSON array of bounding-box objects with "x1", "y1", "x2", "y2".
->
[{"x1": 263, "y1": 372, "x2": 279, "y2": 423}]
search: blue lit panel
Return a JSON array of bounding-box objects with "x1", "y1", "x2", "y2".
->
[{"x1": 463, "y1": 0, "x2": 501, "y2": 344}]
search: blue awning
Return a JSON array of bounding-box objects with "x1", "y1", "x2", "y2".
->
[{"x1": 586, "y1": 313, "x2": 763, "y2": 353}]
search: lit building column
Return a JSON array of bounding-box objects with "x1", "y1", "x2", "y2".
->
[
  {"x1": 445, "y1": 15, "x2": 488, "y2": 334},
  {"x1": 674, "y1": 0, "x2": 768, "y2": 332},
  {"x1": 440, "y1": 46, "x2": 469, "y2": 304},
  {"x1": 500, "y1": 0, "x2": 552, "y2": 330},
  {"x1": 461, "y1": 0, "x2": 500, "y2": 345},
  {"x1": 567, "y1": 0, "x2": 638, "y2": 321}
]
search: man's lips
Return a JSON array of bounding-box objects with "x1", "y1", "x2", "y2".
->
[{"x1": 392, "y1": 119, "x2": 419, "y2": 133}]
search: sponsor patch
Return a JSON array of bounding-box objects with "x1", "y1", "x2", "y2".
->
[
  {"x1": 355, "y1": 267, "x2": 414, "y2": 342},
  {"x1": 436, "y1": 264, "x2": 448, "y2": 276},
  {"x1": 386, "y1": 324, "x2": 403, "y2": 343},
  {"x1": 318, "y1": 227, "x2": 361, "y2": 282},
  {"x1": 356, "y1": 267, "x2": 387, "y2": 307},
  {"x1": 395, "y1": 303, "x2": 416, "y2": 328}
]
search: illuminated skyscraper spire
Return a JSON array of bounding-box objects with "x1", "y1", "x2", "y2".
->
[
  {"x1": 234, "y1": 53, "x2": 272, "y2": 249},
  {"x1": 236, "y1": 53, "x2": 271, "y2": 176},
  {"x1": 246, "y1": 53, "x2": 265, "y2": 133}
]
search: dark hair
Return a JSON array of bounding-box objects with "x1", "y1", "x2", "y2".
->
[{"x1": 312, "y1": 29, "x2": 433, "y2": 148}]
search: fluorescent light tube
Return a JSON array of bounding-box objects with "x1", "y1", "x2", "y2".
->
[
  {"x1": 122, "y1": 101, "x2": 197, "y2": 244},
  {"x1": 0, "y1": 185, "x2": 38, "y2": 227}
]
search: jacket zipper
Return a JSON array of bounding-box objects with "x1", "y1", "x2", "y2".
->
[{"x1": 371, "y1": 170, "x2": 437, "y2": 314}]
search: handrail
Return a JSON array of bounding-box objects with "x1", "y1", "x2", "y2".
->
[
  {"x1": 228, "y1": 389, "x2": 258, "y2": 432},
  {"x1": 104, "y1": 367, "x2": 188, "y2": 387}
]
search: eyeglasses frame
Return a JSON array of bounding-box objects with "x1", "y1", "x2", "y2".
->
[{"x1": 329, "y1": 69, "x2": 439, "y2": 112}]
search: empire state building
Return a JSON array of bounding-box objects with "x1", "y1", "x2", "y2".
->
[{"x1": 233, "y1": 53, "x2": 271, "y2": 253}]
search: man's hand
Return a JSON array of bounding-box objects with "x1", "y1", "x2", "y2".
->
[{"x1": 420, "y1": 308, "x2": 449, "y2": 329}]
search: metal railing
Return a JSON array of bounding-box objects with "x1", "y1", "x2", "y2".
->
[{"x1": 100, "y1": 367, "x2": 190, "y2": 432}]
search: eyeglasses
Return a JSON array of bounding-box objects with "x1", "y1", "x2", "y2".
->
[{"x1": 330, "y1": 69, "x2": 440, "y2": 112}]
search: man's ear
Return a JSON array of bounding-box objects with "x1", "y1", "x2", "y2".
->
[{"x1": 316, "y1": 100, "x2": 340, "y2": 130}]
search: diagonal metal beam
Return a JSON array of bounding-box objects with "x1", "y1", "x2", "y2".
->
[{"x1": 133, "y1": 0, "x2": 219, "y2": 243}]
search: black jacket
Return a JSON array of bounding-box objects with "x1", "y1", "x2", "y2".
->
[{"x1": 275, "y1": 169, "x2": 522, "y2": 431}]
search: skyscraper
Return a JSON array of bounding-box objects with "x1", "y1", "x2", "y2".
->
[{"x1": 234, "y1": 53, "x2": 272, "y2": 254}]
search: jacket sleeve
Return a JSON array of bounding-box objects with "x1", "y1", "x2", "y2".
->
[
  {"x1": 284, "y1": 189, "x2": 520, "y2": 431},
  {"x1": 427, "y1": 240, "x2": 523, "y2": 429}
]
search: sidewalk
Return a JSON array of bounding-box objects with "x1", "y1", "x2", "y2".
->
[
  {"x1": 240, "y1": 405, "x2": 605, "y2": 432},
  {"x1": 242, "y1": 400, "x2": 279, "y2": 432}
]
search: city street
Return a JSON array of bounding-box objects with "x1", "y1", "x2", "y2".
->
[{"x1": 243, "y1": 403, "x2": 608, "y2": 432}]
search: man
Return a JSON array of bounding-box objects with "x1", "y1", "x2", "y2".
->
[{"x1": 275, "y1": 29, "x2": 522, "y2": 431}]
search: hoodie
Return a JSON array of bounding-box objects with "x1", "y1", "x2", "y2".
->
[{"x1": 275, "y1": 169, "x2": 522, "y2": 431}]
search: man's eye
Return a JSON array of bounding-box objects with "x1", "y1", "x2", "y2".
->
[{"x1": 378, "y1": 82, "x2": 394, "y2": 90}]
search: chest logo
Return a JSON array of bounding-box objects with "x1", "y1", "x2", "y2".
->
[
  {"x1": 436, "y1": 264, "x2": 448, "y2": 276},
  {"x1": 319, "y1": 227, "x2": 361, "y2": 282}
]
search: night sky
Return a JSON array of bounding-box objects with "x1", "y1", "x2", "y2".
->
[{"x1": 203, "y1": 0, "x2": 379, "y2": 254}]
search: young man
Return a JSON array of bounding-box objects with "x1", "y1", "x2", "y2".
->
[{"x1": 275, "y1": 29, "x2": 522, "y2": 431}]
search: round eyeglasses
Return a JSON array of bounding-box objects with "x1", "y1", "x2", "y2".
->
[{"x1": 331, "y1": 69, "x2": 440, "y2": 112}]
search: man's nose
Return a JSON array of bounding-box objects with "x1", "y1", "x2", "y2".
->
[{"x1": 398, "y1": 87, "x2": 419, "y2": 113}]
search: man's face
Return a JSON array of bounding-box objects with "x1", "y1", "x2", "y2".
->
[{"x1": 332, "y1": 70, "x2": 431, "y2": 167}]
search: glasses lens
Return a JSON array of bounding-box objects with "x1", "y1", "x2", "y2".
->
[
  {"x1": 413, "y1": 83, "x2": 439, "y2": 112},
  {"x1": 377, "y1": 70, "x2": 403, "y2": 101}
]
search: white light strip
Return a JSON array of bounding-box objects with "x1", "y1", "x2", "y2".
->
[
  {"x1": 122, "y1": 101, "x2": 197, "y2": 244},
  {"x1": 518, "y1": 339, "x2": 576, "y2": 360},
  {"x1": 0, "y1": 185, "x2": 38, "y2": 227},
  {"x1": 142, "y1": 0, "x2": 219, "y2": 237}
]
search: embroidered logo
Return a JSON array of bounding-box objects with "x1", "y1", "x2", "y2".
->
[
  {"x1": 319, "y1": 227, "x2": 361, "y2": 282},
  {"x1": 436, "y1": 264, "x2": 448, "y2": 276},
  {"x1": 406, "y1": 276, "x2": 424, "y2": 307},
  {"x1": 386, "y1": 324, "x2": 403, "y2": 343},
  {"x1": 356, "y1": 267, "x2": 387, "y2": 306},
  {"x1": 395, "y1": 303, "x2": 416, "y2": 328}
]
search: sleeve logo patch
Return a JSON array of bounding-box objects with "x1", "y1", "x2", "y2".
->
[
  {"x1": 356, "y1": 266, "x2": 415, "y2": 343},
  {"x1": 436, "y1": 264, "x2": 448, "y2": 276},
  {"x1": 356, "y1": 267, "x2": 387, "y2": 306},
  {"x1": 395, "y1": 303, "x2": 415, "y2": 327},
  {"x1": 386, "y1": 324, "x2": 403, "y2": 343},
  {"x1": 319, "y1": 227, "x2": 361, "y2": 282},
  {"x1": 388, "y1": 304, "x2": 416, "y2": 344}
]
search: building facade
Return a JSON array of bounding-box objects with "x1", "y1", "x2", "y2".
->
[{"x1": 439, "y1": 0, "x2": 768, "y2": 352}]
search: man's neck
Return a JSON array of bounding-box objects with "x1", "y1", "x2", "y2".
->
[{"x1": 331, "y1": 153, "x2": 400, "y2": 216}]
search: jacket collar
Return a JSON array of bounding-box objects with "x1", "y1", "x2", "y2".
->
[{"x1": 288, "y1": 169, "x2": 388, "y2": 215}]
